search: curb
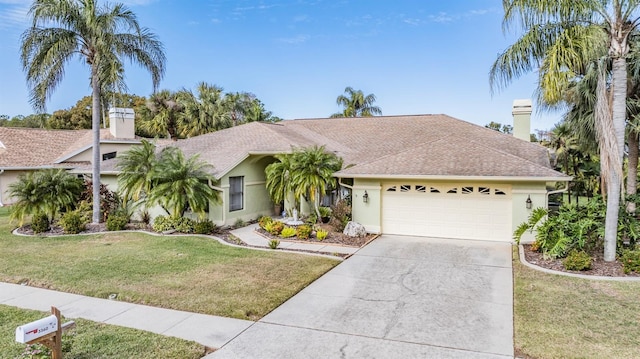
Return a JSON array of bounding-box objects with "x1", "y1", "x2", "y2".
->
[{"x1": 517, "y1": 245, "x2": 640, "y2": 282}]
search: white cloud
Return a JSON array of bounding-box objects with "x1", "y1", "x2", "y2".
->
[
  {"x1": 276, "y1": 34, "x2": 309, "y2": 44},
  {"x1": 0, "y1": 2, "x2": 29, "y2": 29}
]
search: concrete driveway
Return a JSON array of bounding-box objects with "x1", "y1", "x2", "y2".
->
[{"x1": 208, "y1": 235, "x2": 514, "y2": 358}]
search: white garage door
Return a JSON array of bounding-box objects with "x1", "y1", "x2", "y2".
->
[{"x1": 382, "y1": 183, "x2": 512, "y2": 241}]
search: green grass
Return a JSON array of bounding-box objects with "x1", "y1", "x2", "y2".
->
[
  {"x1": 0, "y1": 305, "x2": 204, "y2": 359},
  {"x1": 0, "y1": 208, "x2": 339, "y2": 320},
  {"x1": 514, "y1": 247, "x2": 640, "y2": 358}
]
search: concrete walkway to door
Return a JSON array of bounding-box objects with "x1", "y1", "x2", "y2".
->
[{"x1": 207, "y1": 235, "x2": 514, "y2": 358}]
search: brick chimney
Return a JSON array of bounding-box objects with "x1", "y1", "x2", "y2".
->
[
  {"x1": 512, "y1": 99, "x2": 532, "y2": 142},
  {"x1": 108, "y1": 107, "x2": 135, "y2": 139}
]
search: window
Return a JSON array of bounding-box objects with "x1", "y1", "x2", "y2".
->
[
  {"x1": 461, "y1": 186, "x2": 474, "y2": 194},
  {"x1": 386, "y1": 186, "x2": 397, "y2": 192},
  {"x1": 478, "y1": 187, "x2": 490, "y2": 195},
  {"x1": 229, "y1": 176, "x2": 244, "y2": 211},
  {"x1": 400, "y1": 184, "x2": 411, "y2": 192},
  {"x1": 447, "y1": 187, "x2": 458, "y2": 194},
  {"x1": 416, "y1": 185, "x2": 426, "y2": 193},
  {"x1": 102, "y1": 151, "x2": 116, "y2": 161},
  {"x1": 430, "y1": 187, "x2": 440, "y2": 193},
  {"x1": 495, "y1": 189, "x2": 506, "y2": 195}
]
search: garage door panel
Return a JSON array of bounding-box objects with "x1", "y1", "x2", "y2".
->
[{"x1": 382, "y1": 184, "x2": 511, "y2": 242}]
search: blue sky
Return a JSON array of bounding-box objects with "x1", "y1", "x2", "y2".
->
[{"x1": 0, "y1": 0, "x2": 561, "y2": 131}]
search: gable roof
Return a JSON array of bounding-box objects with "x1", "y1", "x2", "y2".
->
[
  {"x1": 164, "y1": 114, "x2": 568, "y2": 181},
  {"x1": 0, "y1": 127, "x2": 140, "y2": 169}
]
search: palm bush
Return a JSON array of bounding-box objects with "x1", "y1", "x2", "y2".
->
[
  {"x1": 9, "y1": 169, "x2": 83, "y2": 225},
  {"x1": 59, "y1": 209, "x2": 87, "y2": 234}
]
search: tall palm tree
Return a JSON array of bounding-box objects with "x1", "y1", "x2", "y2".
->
[
  {"x1": 178, "y1": 82, "x2": 229, "y2": 137},
  {"x1": 116, "y1": 139, "x2": 157, "y2": 205},
  {"x1": 21, "y1": 0, "x2": 165, "y2": 224},
  {"x1": 490, "y1": 1, "x2": 640, "y2": 262},
  {"x1": 265, "y1": 153, "x2": 295, "y2": 209},
  {"x1": 148, "y1": 147, "x2": 220, "y2": 218},
  {"x1": 330, "y1": 86, "x2": 382, "y2": 118}
]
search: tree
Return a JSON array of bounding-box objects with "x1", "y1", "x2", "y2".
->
[
  {"x1": 266, "y1": 146, "x2": 342, "y2": 221},
  {"x1": 21, "y1": 0, "x2": 165, "y2": 224},
  {"x1": 116, "y1": 139, "x2": 157, "y2": 205},
  {"x1": 330, "y1": 86, "x2": 382, "y2": 118},
  {"x1": 489, "y1": 1, "x2": 640, "y2": 262},
  {"x1": 177, "y1": 82, "x2": 229, "y2": 137},
  {"x1": 485, "y1": 121, "x2": 513, "y2": 134},
  {"x1": 8, "y1": 169, "x2": 83, "y2": 225},
  {"x1": 140, "y1": 90, "x2": 183, "y2": 141},
  {"x1": 147, "y1": 147, "x2": 220, "y2": 218}
]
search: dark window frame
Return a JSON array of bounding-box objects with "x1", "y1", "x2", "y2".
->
[{"x1": 229, "y1": 176, "x2": 244, "y2": 211}]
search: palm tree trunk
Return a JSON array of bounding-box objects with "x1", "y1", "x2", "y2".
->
[
  {"x1": 627, "y1": 130, "x2": 639, "y2": 213},
  {"x1": 603, "y1": 57, "x2": 628, "y2": 261},
  {"x1": 91, "y1": 67, "x2": 102, "y2": 224}
]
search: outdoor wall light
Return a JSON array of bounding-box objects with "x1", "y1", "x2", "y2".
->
[
  {"x1": 363, "y1": 190, "x2": 369, "y2": 203},
  {"x1": 526, "y1": 195, "x2": 532, "y2": 210}
]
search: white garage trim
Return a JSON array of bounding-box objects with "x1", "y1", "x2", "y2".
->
[{"x1": 382, "y1": 182, "x2": 512, "y2": 242}]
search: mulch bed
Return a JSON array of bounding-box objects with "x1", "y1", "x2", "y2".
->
[
  {"x1": 255, "y1": 222, "x2": 375, "y2": 248},
  {"x1": 521, "y1": 244, "x2": 640, "y2": 277},
  {"x1": 15, "y1": 223, "x2": 145, "y2": 236}
]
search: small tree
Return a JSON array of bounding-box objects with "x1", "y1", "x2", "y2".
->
[{"x1": 9, "y1": 169, "x2": 83, "y2": 225}]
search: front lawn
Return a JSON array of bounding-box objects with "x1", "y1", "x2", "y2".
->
[
  {"x1": 0, "y1": 305, "x2": 205, "y2": 359},
  {"x1": 514, "y1": 247, "x2": 640, "y2": 358},
  {"x1": 0, "y1": 209, "x2": 339, "y2": 320}
]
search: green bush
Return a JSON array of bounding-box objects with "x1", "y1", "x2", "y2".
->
[
  {"x1": 175, "y1": 217, "x2": 195, "y2": 233},
  {"x1": 562, "y1": 250, "x2": 592, "y2": 271},
  {"x1": 59, "y1": 210, "x2": 87, "y2": 234},
  {"x1": 316, "y1": 228, "x2": 328, "y2": 241},
  {"x1": 280, "y1": 227, "x2": 296, "y2": 238},
  {"x1": 234, "y1": 218, "x2": 246, "y2": 228},
  {"x1": 296, "y1": 224, "x2": 312, "y2": 239},
  {"x1": 265, "y1": 221, "x2": 284, "y2": 235},
  {"x1": 305, "y1": 213, "x2": 318, "y2": 225},
  {"x1": 621, "y1": 249, "x2": 640, "y2": 274},
  {"x1": 194, "y1": 219, "x2": 216, "y2": 234},
  {"x1": 318, "y1": 206, "x2": 332, "y2": 218},
  {"x1": 31, "y1": 213, "x2": 50, "y2": 233},
  {"x1": 152, "y1": 215, "x2": 173, "y2": 232},
  {"x1": 268, "y1": 238, "x2": 280, "y2": 249},
  {"x1": 106, "y1": 212, "x2": 129, "y2": 231},
  {"x1": 258, "y1": 216, "x2": 273, "y2": 230}
]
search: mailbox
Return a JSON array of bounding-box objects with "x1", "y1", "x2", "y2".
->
[{"x1": 15, "y1": 315, "x2": 58, "y2": 343}]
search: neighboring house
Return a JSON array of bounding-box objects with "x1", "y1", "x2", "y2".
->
[
  {"x1": 158, "y1": 99, "x2": 569, "y2": 242},
  {"x1": 0, "y1": 108, "x2": 141, "y2": 204}
]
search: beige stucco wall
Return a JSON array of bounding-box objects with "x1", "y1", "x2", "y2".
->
[
  {"x1": 0, "y1": 170, "x2": 29, "y2": 205},
  {"x1": 208, "y1": 155, "x2": 277, "y2": 226},
  {"x1": 512, "y1": 182, "x2": 549, "y2": 243},
  {"x1": 352, "y1": 178, "x2": 382, "y2": 233},
  {"x1": 65, "y1": 142, "x2": 138, "y2": 163}
]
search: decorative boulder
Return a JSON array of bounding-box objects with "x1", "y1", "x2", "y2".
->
[{"x1": 343, "y1": 221, "x2": 367, "y2": 237}]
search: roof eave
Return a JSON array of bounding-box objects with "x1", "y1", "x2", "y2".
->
[{"x1": 333, "y1": 173, "x2": 572, "y2": 182}]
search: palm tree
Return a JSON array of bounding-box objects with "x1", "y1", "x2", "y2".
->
[
  {"x1": 265, "y1": 154, "x2": 295, "y2": 209},
  {"x1": 116, "y1": 139, "x2": 157, "y2": 205},
  {"x1": 147, "y1": 147, "x2": 220, "y2": 218},
  {"x1": 289, "y1": 146, "x2": 343, "y2": 221},
  {"x1": 178, "y1": 82, "x2": 229, "y2": 137},
  {"x1": 9, "y1": 169, "x2": 83, "y2": 225},
  {"x1": 490, "y1": 1, "x2": 640, "y2": 262},
  {"x1": 141, "y1": 90, "x2": 183, "y2": 141},
  {"x1": 330, "y1": 86, "x2": 382, "y2": 118},
  {"x1": 21, "y1": 0, "x2": 165, "y2": 224}
]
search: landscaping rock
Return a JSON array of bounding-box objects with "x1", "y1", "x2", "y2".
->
[{"x1": 343, "y1": 221, "x2": 367, "y2": 237}]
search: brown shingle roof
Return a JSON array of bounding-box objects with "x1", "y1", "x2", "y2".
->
[
  {"x1": 0, "y1": 127, "x2": 140, "y2": 168},
  {"x1": 164, "y1": 114, "x2": 567, "y2": 180}
]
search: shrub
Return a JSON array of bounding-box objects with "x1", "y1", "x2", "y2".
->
[
  {"x1": 316, "y1": 229, "x2": 328, "y2": 241},
  {"x1": 234, "y1": 218, "x2": 246, "y2": 228},
  {"x1": 175, "y1": 217, "x2": 195, "y2": 233},
  {"x1": 318, "y1": 206, "x2": 332, "y2": 218},
  {"x1": 266, "y1": 221, "x2": 284, "y2": 235},
  {"x1": 59, "y1": 210, "x2": 87, "y2": 234},
  {"x1": 106, "y1": 212, "x2": 129, "y2": 231},
  {"x1": 194, "y1": 219, "x2": 216, "y2": 234},
  {"x1": 530, "y1": 240, "x2": 541, "y2": 252},
  {"x1": 621, "y1": 249, "x2": 640, "y2": 274},
  {"x1": 258, "y1": 216, "x2": 273, "y2": 229},
  {"x1": 280, "y1": 227, "x2": 296, "y2": 238},
  {"x1": 329, "y1": 199, "x2": 351, "y2": 232},
  {"x1": 296, "y1": 224, "x2": 312, "y2": 239},
  {"x1": 31, "y1": 213, "x2": 50, "y2": 233},
  {"x1": 305, "y1": 213, "x2": 318, "y2": 225},
  {"x1": 268, "y1": 238, "x2": 280, "y2": 249},
  {"x1": 152, "y1": 215, "x2": 173, "y2": 232},
  {"x1": 562, "y1": 250, "x2": 592, "y2": 271},
  {"x1": 140, "y1": 210, "x2": 151, "y2": 225}
]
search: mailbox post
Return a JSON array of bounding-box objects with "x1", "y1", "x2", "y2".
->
[{"x1": 15, "y1": 306, "x2": 74, "y2": 359}]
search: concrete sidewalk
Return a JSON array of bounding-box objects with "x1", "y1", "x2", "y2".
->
[
  {"x1": 0, "y1": 282, "x2": 253, "y2": 349},
  {"x1": 230, "y1": 224, "x2": 359, "y2": 256}
]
